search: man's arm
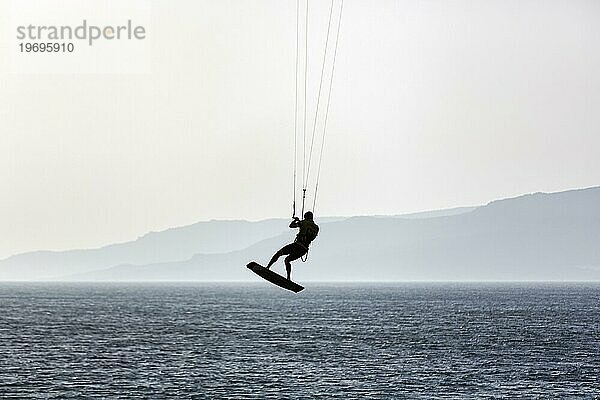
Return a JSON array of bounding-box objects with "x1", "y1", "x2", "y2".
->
[{"x1": 289, "y1": 217, "x2": 301, "y2": 228}]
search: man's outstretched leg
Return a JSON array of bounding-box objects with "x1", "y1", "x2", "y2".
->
[
  {"x1": 266, "y1": 249, "x2": 283, "y2": 269},
  {"x1": 266, "y1": 243, "x2": 294, "y2": 269}
]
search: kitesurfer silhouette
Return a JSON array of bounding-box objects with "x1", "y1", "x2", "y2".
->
[{"x1": 266, "y1": 211, "x2": 319, "y2": 280}]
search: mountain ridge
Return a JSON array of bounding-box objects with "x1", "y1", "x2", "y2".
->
[{"x1": 2, "y1": 186, "x2": 599, "y2": 281}]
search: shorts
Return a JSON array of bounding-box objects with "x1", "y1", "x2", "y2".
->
[{"x1": 279, "y1": 242, "x2": 308, "y2": 262}]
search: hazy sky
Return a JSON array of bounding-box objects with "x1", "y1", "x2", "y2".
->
[{"x1": 1, "y1": 0, "x2": 599, "y2": 258}]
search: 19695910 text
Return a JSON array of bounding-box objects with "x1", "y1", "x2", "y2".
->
[{"x1": 19, "y1": 42, "x2": 74, "y2": 53}]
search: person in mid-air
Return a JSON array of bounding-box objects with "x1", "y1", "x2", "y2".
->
[{"x1": 266, "y1": 211, "x2": 319, "y2": 280}]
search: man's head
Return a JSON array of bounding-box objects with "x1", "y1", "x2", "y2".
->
[{"x1": 304, "y1": 211, "x2": 314, "y2": 220}]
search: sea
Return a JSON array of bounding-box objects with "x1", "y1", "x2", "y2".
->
[{"x1": 0, "y1": 282, "x2": 598, "y2": 399}]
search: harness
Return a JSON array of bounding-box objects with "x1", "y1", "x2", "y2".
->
[{"x1": 294, "y1": 238, "x2": 310, "y2": 262}]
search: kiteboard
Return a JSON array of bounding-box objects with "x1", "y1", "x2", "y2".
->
[{"x1": 246, "y1": 261, "x2": 304, "y2": 293}]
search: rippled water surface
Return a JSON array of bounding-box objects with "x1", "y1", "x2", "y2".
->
[{"x1": 1, "y1": 282, "x2": 599, "y2": 399}]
